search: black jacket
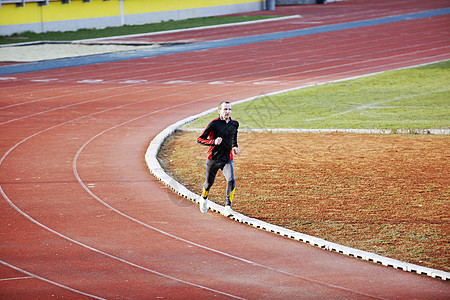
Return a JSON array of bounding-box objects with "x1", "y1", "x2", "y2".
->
[{"x1": 197, "y1": 117, "x2": 239, "y2": 163}]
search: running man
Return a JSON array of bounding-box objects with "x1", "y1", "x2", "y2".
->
[{"x1": 197, "y1": 101, "x2": 240, "y2": 216}]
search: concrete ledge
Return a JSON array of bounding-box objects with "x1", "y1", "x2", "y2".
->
[
  {"x1": 181, "y1": 127, "x2": 450, "y2": 135},
  {"x1": 145, "y1": 92, "x2": 450, "y2": 281}
]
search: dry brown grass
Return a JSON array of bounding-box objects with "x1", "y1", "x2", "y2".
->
[{"x1": 159, "y1": 130, "x2": 449, "y2": 272}]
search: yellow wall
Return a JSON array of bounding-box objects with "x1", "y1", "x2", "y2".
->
[
  {"x1": 0, "y1": 1, "x2": 120, "y2": 26},
  {"x1": 0, "y1": 0, "x2": 263, "y2": 26},
  {"x1": 42, "y1": 1, "x2": 120, "y2": 22},
  {"x1": 1, "y1": 2, "x2": 42, "y2": 26},
  {"x1": 125, "y1": 0, "x2": 261, "y2": 14}
]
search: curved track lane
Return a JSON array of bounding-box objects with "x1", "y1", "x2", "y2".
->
[{"x1": 1, "y1": 1, "x2": 449, "y2": 298}]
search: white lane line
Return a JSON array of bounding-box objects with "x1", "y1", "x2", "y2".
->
[
  {"x1": 1, "y1": 31, "x2": 445, "y2": 127},
  {"x1": 2, "y1": 70, "x2": 381, "y2": 297},
  {"x1": 1, "y1": 33, "x2": 446, "y2": 298},
  {"x1": 0, "y1": 99, "x2": 247, "y2": 300},
  {"x1": 304, "y1": 89, "x2": 450, "y2": 122},
  {"x1": 0, "y1": 46, "x2": 431, "y2": 126},
  {"x1": 0, "y1": 260, "x2": 106, "y2": 300},
  {"x1": 0, "y1": 187, "x2": 245, "y2": 299},
  {"x1": 1, "y1": 31, "x2": 443, "y2": 117},
  {"x1": 71, "y1": 100, "x2": 386, "y2": 300},
  {"x1": 76, "y1": 15, "x2": 302, "y2": 43},
  {"x1": 3, "y1": 57, "x2": 445, "y2": 298},
  {"x1": 0, "y1": 275, "x2": 33, "y2": 282}
]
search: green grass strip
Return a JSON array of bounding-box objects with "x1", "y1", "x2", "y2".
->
[
  {"x1": 186, "y1": 61, "x2": 450, "y2": 131},
  {"x1": 0, "y1": 16, "x2": 279, "y2": 45}
]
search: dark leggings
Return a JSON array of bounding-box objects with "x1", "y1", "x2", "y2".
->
[{"x1": 202, "y1": 159, "x2": 235, "y2": 206}]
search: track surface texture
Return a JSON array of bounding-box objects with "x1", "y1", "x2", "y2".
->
[{"x1": 0, "y1": 0, "x2": 449, "y2": 299}]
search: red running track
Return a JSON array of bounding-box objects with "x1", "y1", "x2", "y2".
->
[{"x1": 1, "y1": 0, "x2": 449, "y2": 299}]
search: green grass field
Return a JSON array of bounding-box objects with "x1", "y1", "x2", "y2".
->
[
  {"x1": 0, "y1": 16, "x2": 277, "y2": 45},
  {"x1": 185, "y1": 60, "x2": 450, "y2": 131}
]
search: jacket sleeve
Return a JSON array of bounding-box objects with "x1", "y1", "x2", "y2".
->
[
  {"x1": 197, "y1": 121, "x2": 215, "y2": 146},
  {"x1": 232, "y1": 121, "x2": 239, "y2": 148}
]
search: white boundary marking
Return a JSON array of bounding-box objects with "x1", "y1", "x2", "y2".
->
[
  {"x1": 1, "y1": 37, "x2": 447, "y2": 300},
  {"x1": 0, "y1": 102, "x2": 247, "y2": 300},
  {"x1": 74, "y1": 16, "x2": 302, "y2": 43},
  {"x1": 0, "y1": 17, "x2": 447, "y2": 298},
  {"x1": 0, "y1": 93, "x2": 382, "y2": 299},
  {"x1": 181, "y1": 127, "x2": 450, "y2": 135},
  {"x1": 0, "y1": 275, "x2": 33, "y2": 282},
  {"x1": 71, "y1": 102, "x2": 386, "y2": 299},
  {"x1": 0, "y1": 16, "x2": 302, "y2": 48},
  {"x1": 145, "y1": 66, "x2": 450, "y2": 281},
  {"x1": 0, "y1": 260, "x2": 106, "y2": 300}
]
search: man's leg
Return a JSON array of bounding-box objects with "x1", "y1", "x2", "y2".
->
[
  {"x1": 223, "y1": 160, "x2": 235, "y2": 208},
  {"x1": 199, "y1": 160, "x2": 220, "y2": 213},
  {"x1": 202, "y1": 159, "x2": 220, "y2": 199}
]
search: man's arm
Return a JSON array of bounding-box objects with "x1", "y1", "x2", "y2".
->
[
  {"x1": 198, "y1": 121, "x2": 217, "y2": 146},
  {"x1": 232, "y1": 121, "x2": 239, "y2": 154}
]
